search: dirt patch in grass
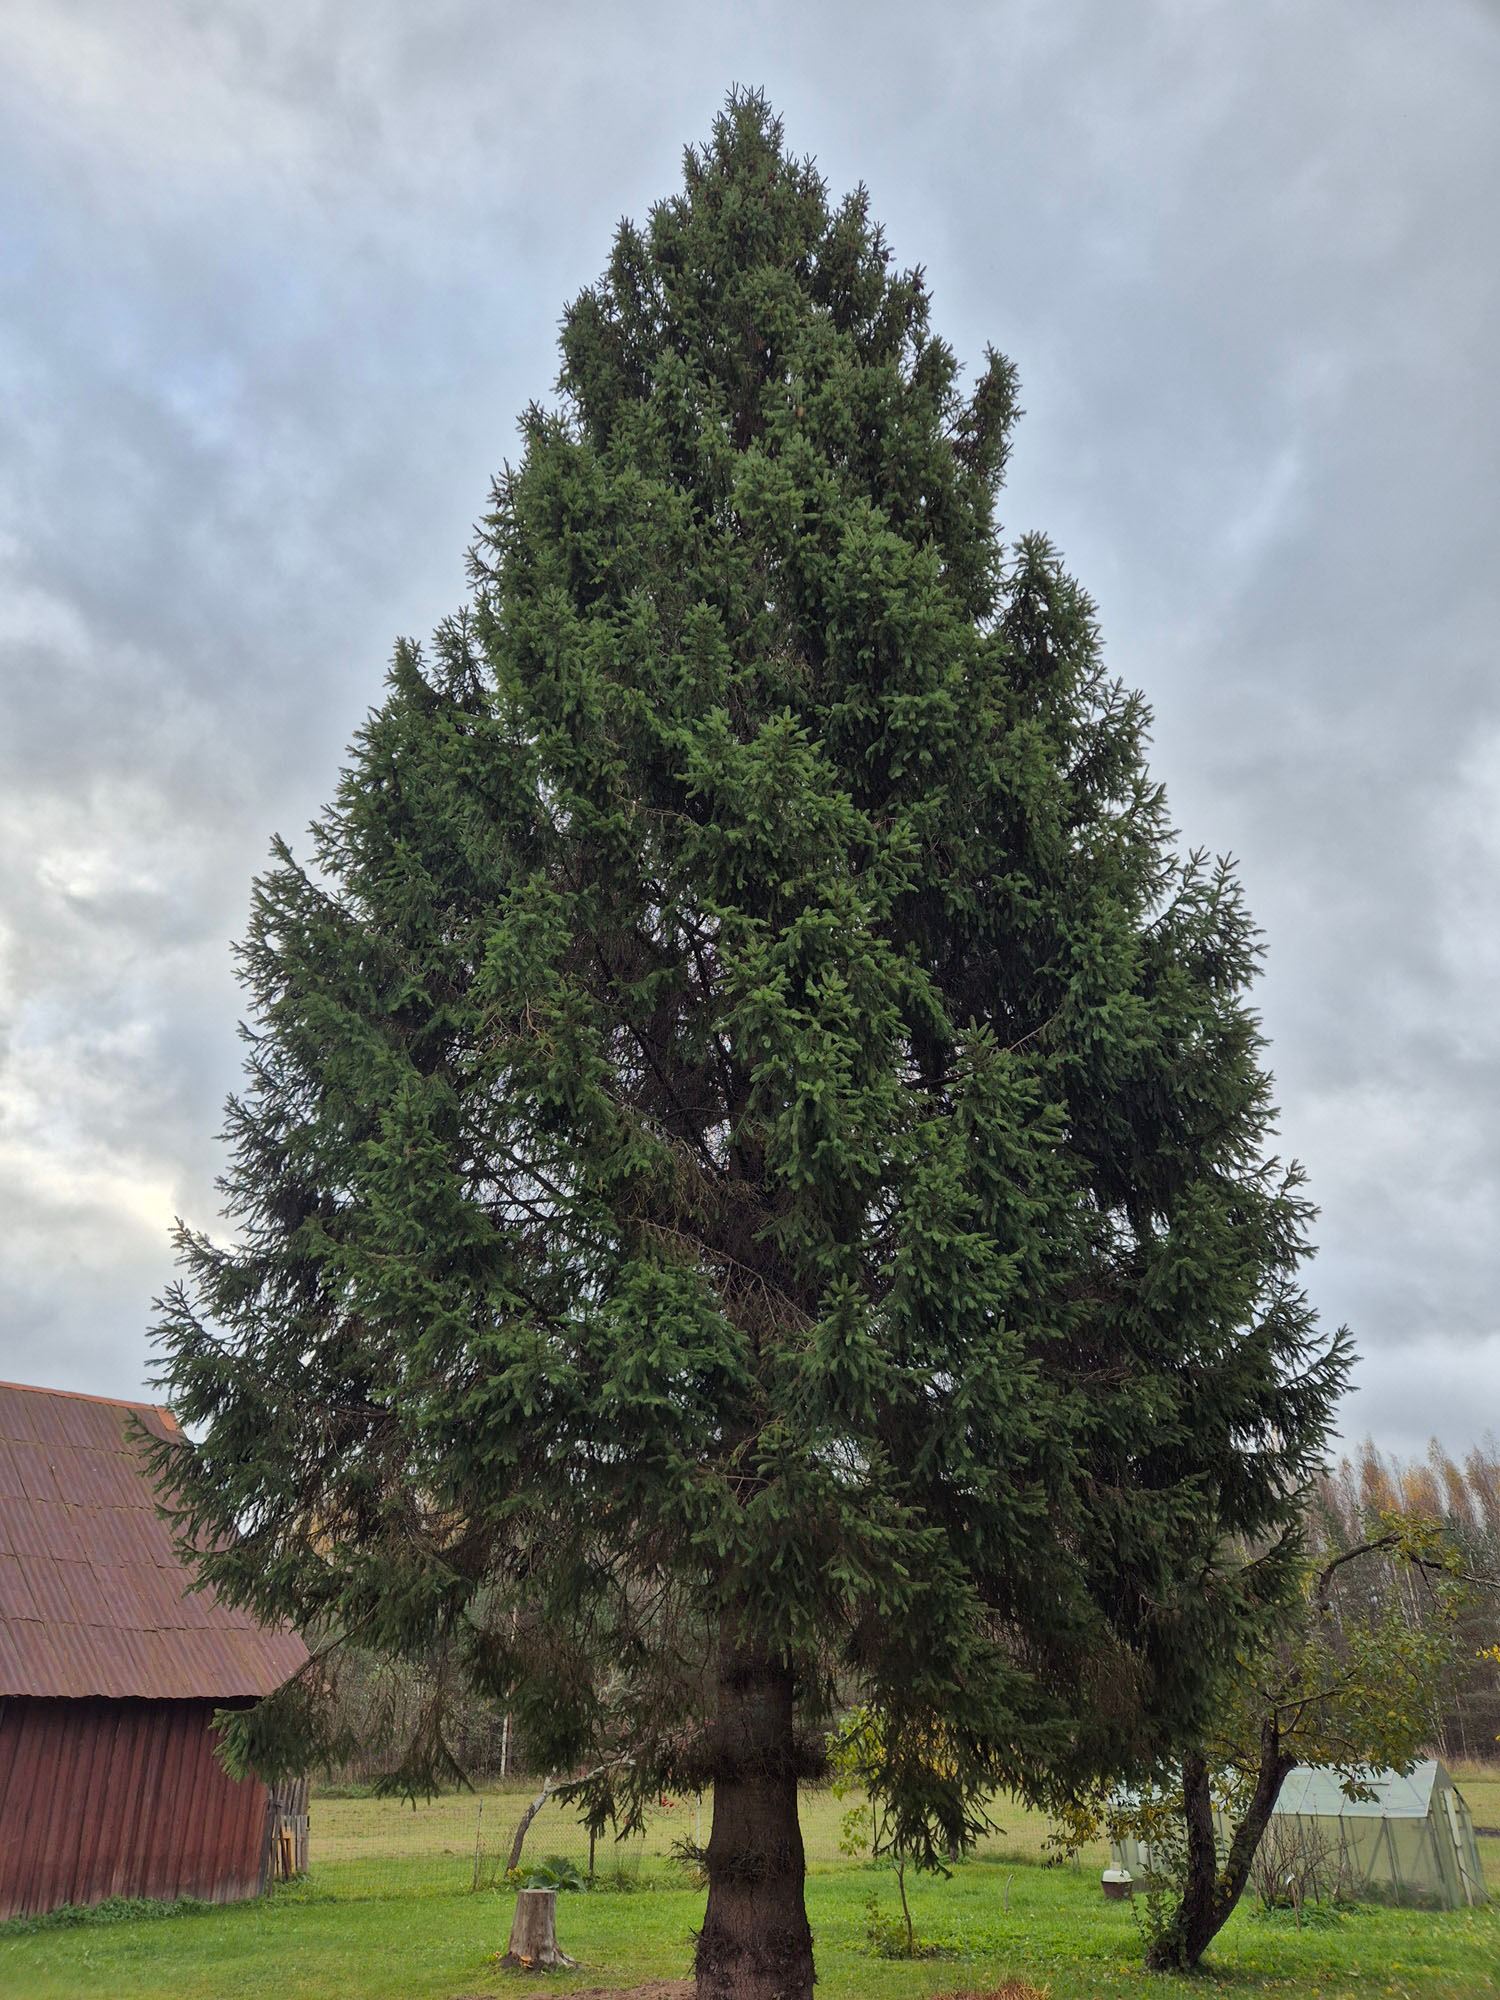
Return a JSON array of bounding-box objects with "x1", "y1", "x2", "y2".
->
[
  {"x1": 465, "y1": 1988, "x2": 1045, "y2": 2000},
  {"x1": 458, "y1": 1986, "x2": 696, "y2": 2000},
  {"x1": 932, "y1": 1986, "x2": 1048, "y2": 2000},
  {"x1": 558, "y1": 1988, "x2": 695, "y2": 2000}
]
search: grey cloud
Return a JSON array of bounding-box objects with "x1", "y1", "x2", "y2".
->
[{"x1": 1, "y1": 0, "x2": 1496, "y2": 1457}]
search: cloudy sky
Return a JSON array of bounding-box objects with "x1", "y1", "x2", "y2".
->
[{"x1": 1, "y1": 0, "x2": 1496, "y2": 1460}]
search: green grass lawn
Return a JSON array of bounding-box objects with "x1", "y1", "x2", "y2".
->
[{"x1": 2, "y1": 1778, "x2": 1497, "y2": 2000}]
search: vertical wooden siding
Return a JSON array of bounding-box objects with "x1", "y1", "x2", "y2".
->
[{"x1": 0, "y1": 1697, "x2": 269, "y2": 1919}]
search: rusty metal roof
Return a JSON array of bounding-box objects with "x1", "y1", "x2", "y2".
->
[{"x1": 0, "y1": 1379, "x2": 308, "y2": 1700}]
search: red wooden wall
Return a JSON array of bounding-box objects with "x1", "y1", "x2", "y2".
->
[{"x1": 0, "y1": 1697, "x2": 269, "y2": 1918}]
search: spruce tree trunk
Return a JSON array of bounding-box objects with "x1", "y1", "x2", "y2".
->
[{"x1": 695, "y1": 1618, "x2": 814, "y2": 2000}]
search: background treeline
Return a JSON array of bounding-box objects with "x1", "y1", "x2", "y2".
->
[
  {"x1": 314, "y1": 1647, "x2": 520, "y2": 1790},
  {"x1": 314, "y1": 1439, "x2": 1500, "y2": 1789},
  {"x1": 1309, "y1": 1438, "x2": 1500, "y2": 1764}
]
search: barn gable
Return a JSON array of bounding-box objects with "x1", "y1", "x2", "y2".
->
[{"x1": 0, "y1": 1380, "x2": 305, "y2": 1701}]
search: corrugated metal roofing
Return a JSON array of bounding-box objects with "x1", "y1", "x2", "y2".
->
[{"x1": 0, "y1": 1380, "x2": 307, "y2": 1700}]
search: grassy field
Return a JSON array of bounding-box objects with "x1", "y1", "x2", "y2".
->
[{"x1": 1, "y1": 1770, "x2": 1497, "y2": 2000}]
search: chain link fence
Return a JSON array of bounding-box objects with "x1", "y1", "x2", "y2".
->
[
  {"x1": 265, "y1": 1770, "x2": 1500, "y2": 1911},
  {"x1": 285, "y1": 1782, "x2": 1070, "y2": 1904}
]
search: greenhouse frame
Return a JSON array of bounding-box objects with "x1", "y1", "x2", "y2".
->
[
  {"x1": 1256, "y1": 1761, "x2": 1486, "y2": 1909},
  {"x1": 1108, "y1": 1760, "x2": 1487, "y2": 1910}
]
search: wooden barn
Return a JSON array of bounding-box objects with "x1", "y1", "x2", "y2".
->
[{"x1": 0, "y1": 1379, "x2": 308, "y2": 1918}]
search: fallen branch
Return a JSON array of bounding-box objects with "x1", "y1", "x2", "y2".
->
[
  {"x1": 506, "y1": 1751, "x2": 638, "y2": 1875},
  {"x1": 507, "y1": 1774, "x2": 559, "y2": 1874}
]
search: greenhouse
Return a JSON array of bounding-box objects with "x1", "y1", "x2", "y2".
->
[
  {"x1": 1257, "y1": 1761, "x2": 1487, "y2": 1909},
  {"x1": 1107, "y1": 1760, "x2": 1487, "y2": 1910}
]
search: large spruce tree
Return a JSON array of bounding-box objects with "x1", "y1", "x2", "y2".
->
[{"x1": 154, "y1": 94, "x2": 1347, "y2": 2000}]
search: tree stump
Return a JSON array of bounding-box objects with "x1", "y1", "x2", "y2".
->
[{"x1": 505, "y1": 1888, "x2": 576, "y2": 1969}]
